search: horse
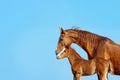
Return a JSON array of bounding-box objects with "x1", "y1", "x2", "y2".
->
[
  {"x1": 55, "y1": 28, "x2": 120, "y2": 75},
  {"x1": 56, "y1": 46, "x2": 110, "y2": 80}
]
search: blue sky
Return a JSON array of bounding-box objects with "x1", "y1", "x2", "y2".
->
[{"x1": 0, "y1": 0, "x2": 120, "y2": 80}]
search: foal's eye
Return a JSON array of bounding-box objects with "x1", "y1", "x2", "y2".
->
[{"x1": 60, "y1": 38, "x2": 63, "y2": 41}]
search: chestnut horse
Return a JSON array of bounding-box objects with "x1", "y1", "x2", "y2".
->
[
  {"x1": 55, "y1": 28, "x2": 120, "y2": 75},
  {"x1": 56, "y1": 46, "x2": 109, "y2": 80}
]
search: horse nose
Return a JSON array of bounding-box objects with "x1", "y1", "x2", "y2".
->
[{"x1": 55, "y1": 50, "x2": 58, "y2": 55}]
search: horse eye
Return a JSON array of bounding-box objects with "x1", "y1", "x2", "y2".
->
[{"x1": 59, "y1": 38, "x2": 63, "y2": 43}]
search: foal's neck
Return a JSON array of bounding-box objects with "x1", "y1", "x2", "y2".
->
[{"x1": 67, "y1": 48, "x2": 82, "y2": 66}]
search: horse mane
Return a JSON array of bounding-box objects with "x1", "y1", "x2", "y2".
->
[{"x1": 67, "y1": 28, "x2": 113, "y2": 42}]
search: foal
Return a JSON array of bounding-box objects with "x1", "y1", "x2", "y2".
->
[{"x1": 56, "y1": 47, "x2": 109, "y2": 80}]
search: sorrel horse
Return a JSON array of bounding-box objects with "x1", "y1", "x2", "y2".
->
[
  {"x1": 56, "y1": 46, "x2": 109, "y2": 80},
  {"x1": 55, "y1": 28, "x2": 120, "y2": 75}
]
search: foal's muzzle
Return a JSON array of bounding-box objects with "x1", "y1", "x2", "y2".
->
[{"x1": 55, "y1": 48, "x2": 66, "y2": 59}]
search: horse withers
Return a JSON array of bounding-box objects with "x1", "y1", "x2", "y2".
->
[{"x1": 56, "y1": 46, "x2": 109, "y2": 80}]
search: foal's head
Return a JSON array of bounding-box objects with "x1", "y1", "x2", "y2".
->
[
  {"x1": 56, "y1": 47, "x2": 70, "y2": 59},
  {"x1": 55, "y1": 28, "x2": 78, "y2": 57}
]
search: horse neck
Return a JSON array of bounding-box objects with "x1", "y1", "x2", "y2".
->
[
  {"x1": 72, "y1": 30, "x2": 102, "y2": 59},
  {"x1": 67, "y1": 48, "x2": 82, "y2": 66}
]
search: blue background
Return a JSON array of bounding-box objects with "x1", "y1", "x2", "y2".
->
[{"x1": 0, "y1": 0, "x2": 120, "y2": 80}]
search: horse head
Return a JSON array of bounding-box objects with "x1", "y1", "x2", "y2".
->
[{"x1": 55, "y1": 28, "x2": 76, "y2": 58}]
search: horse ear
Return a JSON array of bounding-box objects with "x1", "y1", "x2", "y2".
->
[{"x1": 60, "y1": 27, "x2": 65, "y2": 34}]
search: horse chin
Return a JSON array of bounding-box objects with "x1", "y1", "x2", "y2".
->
[
  {"x1": 56, "y1": 56, "x2": 63, "y2": 59},
  {"x1": 56, "y1": 56, "x2": 65, "y2": 60}
]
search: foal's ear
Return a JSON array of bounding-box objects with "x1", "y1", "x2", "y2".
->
[{"x1": 60, "y1": 27, "x2": 65, "y2": 34}]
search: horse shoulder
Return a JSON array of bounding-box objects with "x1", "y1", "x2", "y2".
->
[
  {"x1": 104, "y1": 40, "x2": 120, "y2": 75},
  {"x1": 72, "y1": 61, "x2": 83, "y2": 75}
]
